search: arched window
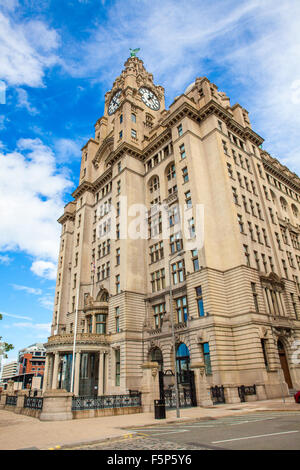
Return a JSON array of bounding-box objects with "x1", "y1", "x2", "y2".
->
[
  {"x1": 150, "y1": 347, "x2": 163, "y2": 371},
  {"x1": 280, "y1": 197, "x2": 287, "y2": 212},
  {"x1": 96, "y1": 289, "x2": 109, "y2": 302},
  {"x1": 270, "y1": 190, "x2": 276, "y2": 204},
  {"x1": 291, "y1": 204, "x2": 298, "y2": 218},
  {"x1": 149, "y1": 176, "x2": 160, "y2": 193}
]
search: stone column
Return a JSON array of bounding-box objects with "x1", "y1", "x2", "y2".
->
[
  {"x1": 0, "y1": 391, "x2": 8, "y2": 409},
  {"x1": 51, "y1": 352, "x2": 60, "y2": 389},
  {"x1": 223, "y1": 384, "x2": 241, "y2": 404},
  {"x1": 255, "y1": 383, "x2": 267, "y2": 401},
  {"x1": 42, "y1": 354, "x2": 50, "y2": 393},
  {"x1": 73, "y1": 351, "x2": 81, "y2": 396},
  {"x1": 14, "y1": 390, "x2": 28, "y2": 414},
  {"x1": 98, "y1": 351, "x2": 104, "y2": 396},
  {"x1": 39, "y1": 389, "x2": 74, "y2": 421},
  {"x1": 140, "y1": 362, "x2": 160, "y2": 412},
  {"x1": 190, "y1": 362, "x2": 213, "y2": 407},
  {"x1": 92, "y1": 314, "x2": 96, "y2": 334}
]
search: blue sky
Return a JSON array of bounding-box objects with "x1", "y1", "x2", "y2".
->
[{"x1": 1, "y1": 0, "x2": 300, "y2": 363}]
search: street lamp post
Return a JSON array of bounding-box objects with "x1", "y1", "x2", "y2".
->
[{"x1": 168, "y1": 250, "x2": 184, "y2": 419}]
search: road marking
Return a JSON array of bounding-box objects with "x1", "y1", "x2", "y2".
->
[
  {"x1": 212, "y1": 430, "x2": 299, "y2": 444},
  {"x1": 150, "y1": 429, "x2": 189, "y2": 436}
]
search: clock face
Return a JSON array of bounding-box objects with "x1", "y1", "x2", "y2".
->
[
  {"x1": 139, "y1": 87, "x2": 160, "y2": 111},
  {"x1": 108, "y1": 89, "x2": 122, "y2": 115}
]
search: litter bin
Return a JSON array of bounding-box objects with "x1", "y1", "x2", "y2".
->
[{"x1": 154, "y1": 399, "x2": 166, "y2": 419}]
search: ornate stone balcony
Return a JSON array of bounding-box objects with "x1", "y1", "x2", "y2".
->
[{"x1": 47, "y1": 332, "x2": 109, "y2": 346}]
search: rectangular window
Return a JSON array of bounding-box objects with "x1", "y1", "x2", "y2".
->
[
  {"x1": 115, "y1": 349, "x2": 120, "y2": 386},
  {"x1": 191, "y1": 249, "x2": 199, "y2": 271},
  {"x1": 116, "y1": 247, "x2": 120, "y2": 265},
  {"x1": 185, "y1": 190, "x2": 192, "y2": 208},
  {"x1": 180, "y1": 144, "x2": 186, "y2": 159},
  {"x1": 251, "y1": 283, "x2": 259, "y2": 312},
  {"x1": 116, "y1": 274, "x2": 120, "y2": 294},
  {"x1": 177, "y1": 124, "x2": 183, "y2": 136},
  {"x1": 151, "y1": 268, "x2": 165, "y2": 292},
  {"x1": 182, "y1": 167, "x2": 189, "y2": 183},
  {"x1": 176, "y1": 296, "x2": 188, "y2": 323},
  {"x1": 119, "y1": 130, "x2": 123, "y2": 139},
  {"x1": 153, "y1": 303, "x2": 166, "y2": 328},
  {"x1": 237, "y1": 214, "x2": 244, "y2": 233},
  {"x1": 171, "y1": 260, "x2": 185, "y2": 284},
  {"x1": 196, "y1": 286, "x2": 204, "y2": 316},
  {"x1": 95, "y1": 314, "x2": 107, "y2": 334},
  {"x1": 202, "y1": 343, "x2": 212, "y2": 375},
  {"x1": 115, "y1": 307, "x2": 120, "y2": 332},
  {"x1": 131, "y1": 113, "x2": 136, "y2": 123},
  {"x1": 261, "y1": 339, "x2": 269, "y2": 369},
  {"x1": 120, "y1": 114, "x2": 123, "y2": 123},
  {"x1": 131, "y1": 129, "x2": 137, "y2": 138},
  {"x1": 149, "y1": 241, "x2": 164, "y2": 263},
  {"x1": 170, "y1": 232, "x2": 183, "y2": 254}
]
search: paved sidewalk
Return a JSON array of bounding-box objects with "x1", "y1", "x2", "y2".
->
[{"x1": 0, "y1": 397, "x2": 299, "y2": 450}]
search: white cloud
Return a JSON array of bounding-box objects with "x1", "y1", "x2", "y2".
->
[
  {"x1": 11, "y1": 284, "x2": 42, "y2": 295},
  {"x1": 30, "y1": 260, "x2": 57, "y2": 281},
  {"x1": 0, "y1": 254, "x2": 12, "y2": 264},
  {"x1": 0, "y1": 311, "x2": 32, "y2": 321},
  {"x1": 54, "y1": 138, "x2": 81, "y2": 163},
  {"x1": 11, "y1": 322, "x2": 51, "y2": 333},
  {"x1": 0, "y1": 10, "x2": 60, "y2": 87},
  {"x1": 38, "y1": 294, "x2": 54, "y2": 311},
  {"x1": 0, "y1": 138, "x2": 73, "y2": 278},
  {"x1": 16, "y1": 88, "x2": 39, "y2": 115}
]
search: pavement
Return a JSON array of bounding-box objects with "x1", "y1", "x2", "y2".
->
[{"x1": 0, "y1": 396, "x2": 299, "y2": 450}]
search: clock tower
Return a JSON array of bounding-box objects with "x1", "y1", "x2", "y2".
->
[{"x1": 102, "y1": 56, "x2": 165, "y2": 152}]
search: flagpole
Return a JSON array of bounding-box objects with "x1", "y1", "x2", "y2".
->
[{"x1": 70, "y1": 286, "x2": 80, "y2": 394}]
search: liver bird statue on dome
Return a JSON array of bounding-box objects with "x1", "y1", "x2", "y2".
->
[{"x1": 130, "y1": 48, "x2": 140, "y2": 57}]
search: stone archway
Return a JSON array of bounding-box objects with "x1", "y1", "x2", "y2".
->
[{"x1": 277, "y1": 339, "x2": 293, "y2": 389}]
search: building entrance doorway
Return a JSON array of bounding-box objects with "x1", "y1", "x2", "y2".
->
[
  {"x1": 79, "y1": 353, "x2": 99, "y2": 396},
  {"x1": 278, "y1": 340, "x2": 293, "y2": 389}
]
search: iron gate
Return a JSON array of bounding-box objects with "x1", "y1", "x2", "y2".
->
[
  {"x1": 210, "y1": 385, "x2": 225, "y2": 404},
  {"x1": 159, "y1": 369, "x2": 197, "y2": 409}
]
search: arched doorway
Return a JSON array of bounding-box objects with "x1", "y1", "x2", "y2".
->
[
  {"x1": 176, "y1": 343, "x2": 190, "y2": 384},
  {"x1": 277, "y1": 339, "x2": 293, "y2": 389}
]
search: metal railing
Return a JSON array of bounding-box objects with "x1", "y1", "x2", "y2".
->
[
  {"x1": 24, "y1": 396, "x2": 43, "y2": 410},
  {"x1": 210, "y1": 385, "x2": 225, "y2": 404},
  {"x1": 5, "y1": 395, "x2": 17, "y2": 406},
  {"x1": 238, "y1": 385, "x2": 256, "y2": 402},
  {"x1": 72, "y1": 392, "x2": 142, "y2": 411}
]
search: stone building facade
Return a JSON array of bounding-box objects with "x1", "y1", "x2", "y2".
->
[{"x1": 43, "y1": 56, "x2": 300, "y2": 402}]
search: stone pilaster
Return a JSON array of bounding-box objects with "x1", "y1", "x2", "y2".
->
[
  {"x1": 190, "y1": 362, "x2": 213, "y2": 407},
  {"x1": 140, "y1": 362, "x2": 160, "y2": 412},
  {"x1": 39, "y1": 389, "x2": 74, "y2": 421}
]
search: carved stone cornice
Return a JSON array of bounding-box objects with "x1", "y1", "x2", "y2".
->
[
  {"x1": 260, "y1": 272, "x2": 285, "y2": 290},
  {"x1": 143, "y1": 128, "x2": 172, "y2": 158},
  {"x1": 105, "y1": 141, "x2": 143, "y2": 166},
  {"x1": 93, "y1": 167, "x2": 112, "y2": 192},
  {"x1": 71, "y1": 181, "x2": 94, "y2": 200},
  {"x1": 57, "y1": 202, "x2": 76, "y2": 224},
  {"x1": 261, "y1": 150, "x2": 300, "y2": 191}
]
